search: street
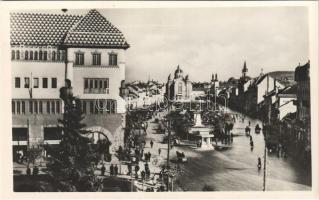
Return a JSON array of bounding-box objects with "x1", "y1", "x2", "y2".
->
[{"x1": 171, "y1": 108, "x2": 311, "y2": 191}]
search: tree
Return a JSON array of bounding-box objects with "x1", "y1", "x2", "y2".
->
[{"x1": 47, "y1": 80, "x2": 102, "y2": 192}]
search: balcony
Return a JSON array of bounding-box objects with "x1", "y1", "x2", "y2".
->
[{"x1": 84, "y1": 88, "x2": 109, "y2": 94}]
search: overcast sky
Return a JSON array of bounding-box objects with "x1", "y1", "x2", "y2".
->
[{"x1": 42, "y1": 7, "x2": 309, "y2": 83}]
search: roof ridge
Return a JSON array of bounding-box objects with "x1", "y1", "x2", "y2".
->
[{"x1": 10, "y1": 11, "x2": 83, "y2": 18}]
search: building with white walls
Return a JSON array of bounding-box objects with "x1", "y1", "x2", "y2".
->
[{"x1": 11, "y1": 9, "x2": 129, "y2": 155}]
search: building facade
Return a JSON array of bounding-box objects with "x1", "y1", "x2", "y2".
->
[
  {"x1": 11, "y1": 9, "x2": 129, "y2": 155},
  {"x1": 165, "y1": 66, "x2": 192, "y2": 102}
]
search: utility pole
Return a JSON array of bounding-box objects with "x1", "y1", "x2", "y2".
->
[
  {"x1": 263, "y1": 141, "x2": 267, "y2": 191},
  {"x1": 166, "y1": 103, "x2": 171, "y2": 191}
]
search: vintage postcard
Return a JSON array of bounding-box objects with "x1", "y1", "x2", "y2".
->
[{"x1": 0, "y1": 1, "x2": 318, "y2": 199}]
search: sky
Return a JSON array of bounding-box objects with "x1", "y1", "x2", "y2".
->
[{"x1": 37, "y1": 7, "x2": 309, "y2": 83}]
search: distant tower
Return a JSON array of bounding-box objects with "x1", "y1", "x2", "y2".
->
[
  {"x1": 211, "y1": 73, "x2": 215, "y2": 82},
  {"x1": 242, "y1": 61, "x2": 248, "y2": 78},
  {"x1": 215, "y1": 73, "x2": 218, "y2": 81}
]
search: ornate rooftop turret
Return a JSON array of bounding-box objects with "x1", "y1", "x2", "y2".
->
[{"x1": 174, "y1": 65, "x2": 183, "y2": 79}]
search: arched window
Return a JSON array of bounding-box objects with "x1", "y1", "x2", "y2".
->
[
  {"x1": 44, "y1": 51, "x2": 47, "y2": 61},
  {"x1": 57, "y1": 51, "x2": 60, "y2": 61},
  {"x1": 11, "y1": 50, "x2": 15, "y2": 60},
  {"x1": 39, "y1": 50, "x2": 43, "y2": 60},
  {"x1": 61, "y1": 50, "x2": 65, "y2": 61},
  {"x1": 25, "y1": 51, "x2": 28, "y2": 60},
  {"x1": 30, "y1": 51, "x2": 33, "y2": 60},
  {"x1": 16, "y1": 50, "x2": 20, "y2": 60},
  {"x1": 52, "y1": 51, "x2": 56, "y2": 61},
  {"x1": 34, "y1": 51, "x2": 38, "y2": 60}
]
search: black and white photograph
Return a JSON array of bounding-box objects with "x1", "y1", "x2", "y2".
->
[{"x1": 1, "y1": 1, "x2": 318, "y2": 197}]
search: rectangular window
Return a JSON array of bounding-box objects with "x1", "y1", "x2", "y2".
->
[
  {"x1": 34, "y1": 101, "x2": 38, "y2": 114},
  {"x1": 24, "y1": 78, "x2": 30, "y2": 88},
  {"x1": 12, "y1": 101, "x2": 15, "y2": 114},
  {"x1": 90, "y1": 101, "x2": 94, "y2": 114},
  {"x1": 92, "y1": 53, "x2": 101, "y2": 65},
  {"x1": 99, "y1": 80, "x2": 103, "y2": 89},
  {"x1": 51, "y1": 101, "x2": 55, "y2": 114},
  {"x1": 33, "y1": 78, "x2": 39, "y2": 88},
  {"x1": 84, "y1": 79, "x2": 89, "y2": 89},
  {"x1": 39, "y1": 101, "x2": 43, "y2": 114},
  {"x1": 22, "y1": 101, "x2": 25, "y2": 114},
  {"x1": 75, "y1": 52, "x2": 84, "y2": 65},
  {"x1": 109, "y1": 53, "x2": 118, "y2": 66},
  {"x1": 56, "y1": 101, "x2": 60, "y2": 114},
  {"x1": 46, "y1": 101, "x2": 50, "y2": 114},
  {"x1": 42, "y1": 78, "x2": 48, "y2": 88},
  {"x1": 82, "y1": 101, "x2": 86, "y2": 114},
  {"x1": 89, "y1": 80, "x2": 94, "y2": 89},
  {"x1": 29, "y1": 101, "x2": 33, "y2": 114},
  {"x1": 17, "y1": 102, "x2": 20, "y2": 114},
  {"x1": 94, "y1": 80, "x2": 98, "y2": 88},
  {"x1": 103, "y1": 79, "x2": 109, "y2": 88},
  {"x1": 52, "y1": 78, "x2": 57, "y2": 88},
  {"x1": 15, "y1": 77, "x2": 20, "y2": 88}
]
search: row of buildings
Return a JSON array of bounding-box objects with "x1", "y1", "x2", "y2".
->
[
  {"x1": 123, "y1": 80, "x2": 165, "y2": 109},
  {"x1": 11, "y1": 9, "x2": 129, "y2": 156},
  {"x1": 225, "y1": 61, "x2": 311, "y2": 161}
]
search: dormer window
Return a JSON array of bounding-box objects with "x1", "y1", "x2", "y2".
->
[
  {"x1": 16, "y1": 50, "x2": 20, "y2": 60},
  {"x1": 75, "y1": 52, "x2": 84, "y2": 65},
  {"x1": 92, "y1": 52, "x2": 101, "y2": 65},
  {"x1": 11, "y1": 50, "x2": 15, "y2": 60},
  {"x1": 39, "y1": 50, "x2": 43, "y2": 60},
  {"x1": 34, "y1": 51, "x2": 38, "y2": 60},
  {"x1": 44, "y1": 51, "x2": 48, "y2": 61},
  {"x1": 109, "y1": 53, "x2": 117, "y2": 66}
]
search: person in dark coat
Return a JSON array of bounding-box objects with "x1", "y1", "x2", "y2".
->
[
  {"x1": 141, "y1": 170, "x2": 145, "y2": 180},
  {"x1": 150, "y1": 140, "x2": 154, "y2": 148},
  {"x1": 32, "y1": 166, "x2": 39, "y2": 176},
  {"x1": 158, "y1": 148, "x2": 161, "y2": 155},
  {"x1": 101, "y1": 164, "x2": 106, "y2": 176},
  {"x1": 26, "y1": 167, "x2": 31, "y2": 176},
  {"x1": 114, "y1": 164, "x2": 119, "y2": 176},
  {"x1": 135, "y1": 165, "x2": 140, "y2": 175},
  {"x1": 110, "y1": 164, "x2": 114, "y2": 176}
]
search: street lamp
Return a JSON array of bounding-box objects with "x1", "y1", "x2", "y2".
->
[{"x1": 218, "y1": 94, "x2": 227, "y2": 114}]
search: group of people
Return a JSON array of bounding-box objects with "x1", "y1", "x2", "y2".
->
[
  {"x1": 109, "y1": 164, "x2": 119, "y2": 176},
  {"x1": 26, "y1": 166, "x2": 39, "y2": 176}
]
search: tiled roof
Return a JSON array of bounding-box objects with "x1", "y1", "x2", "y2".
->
[
  {"x1": 11, "y1": 12, "x2": 82, "y2": 46},
  {"x1": 10, "y1": 9, "x2": 129, "y2": 48}
]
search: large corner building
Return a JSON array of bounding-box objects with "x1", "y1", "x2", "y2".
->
[{"x1": 11, "y1": 9, "x2": 129, "y2": 155}]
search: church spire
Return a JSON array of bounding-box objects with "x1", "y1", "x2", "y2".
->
[{"x1": 242, "y1": 61, "x2": 248, "y2": 77}]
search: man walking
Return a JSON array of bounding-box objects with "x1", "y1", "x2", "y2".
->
[
  {"x1": 150, "y1": 140, "x2": 154, "y2": 148},
  {"x1": 158, "y1": 148, "x2": 161, "y2": 155},
  {"x1": 101, "y1": 164, "x2": 106, "y2": 176}
]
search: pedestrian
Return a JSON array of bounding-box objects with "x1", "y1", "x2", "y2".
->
[
  {"x1": 150, "y1": 140, "x2": 154, "y2": 148},
  {"x1": 249, "y1": 120, "x2": 251, "y2": 126},
  {"x1": 101, "y1": 164, "x2": 106, "y2": 176},
  {"x1": 128, "y1": 163, "x2": 132, "y2": 175},
  {"x1": 249, "y1": 135, "x2": 253, "y2": 142},
  {"x1": 135, "y1": 165, "x2": 140, "y2": 175},
  {"x1": 148, "y1": 152, "x2": 151, "y2": 162},
  {"x1": 141, "y1": 170, "x2": 145, "y2": 180},
  {"x1": 257, "y1": 157, "x2": 262, "y2": 170},
  {"x1": 158, "y1": 148, "x2": 161, "y2": 155},
  {"x1": 114, "y1": 164, "x2": 118, "y2": 176},
  {"x1": 26, "y1": 166, "x2": 31, "y2": 176},
  {"x1": 110, "y1": 164, "x2": 114, "y2": 176},
  {"x1": 32, "y1": 166, "x2": 39, "y2": 176}
]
